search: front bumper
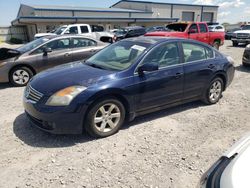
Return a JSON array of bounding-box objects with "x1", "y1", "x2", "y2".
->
[
  {"x1": 231, "y1": 38, "x2": 250, "y2": 43},
  {"x1": 23, "y1": 98, "x2": 88, "y2": 134}
]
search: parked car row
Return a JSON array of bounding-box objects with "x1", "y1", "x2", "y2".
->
[{"x1": 0, "y1": 35, "x2": 107, "y2": 86}]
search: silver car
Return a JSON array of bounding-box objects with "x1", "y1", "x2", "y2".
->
[{"x1": 0, "y1": 35, "x2": 107, "y2": 86}]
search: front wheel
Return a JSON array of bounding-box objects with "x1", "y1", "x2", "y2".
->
[
  {"x1": 9, "y1": 67, "x2": 33, "y2": 87},
  {"x1": 85, "y1": 98, "x2": 126, "y2": 138},
  {"x1": 203, "y1": 77, "x2": 224, "y2": 105},
  {"x1": 232, "y1": 41, "x2": 238, "y2": 47}
]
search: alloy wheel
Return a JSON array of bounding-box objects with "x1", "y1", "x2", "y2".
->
[
  {"x1": 12, "y1": 69, "x2": 30, "y2": 85},
  {"x1": 209, "y1": 80, "x2": 222, "y2": 102},
  {"x1": 94, "y1": 103, "x2": 121, "y2": 133}
]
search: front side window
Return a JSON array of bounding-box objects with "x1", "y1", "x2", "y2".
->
[
  {"x1": 141, "y1": 42, "x2": 180, "y2": 68},
  {"x1": 65, "y1": 26, "x2": 78, "y2": 34},
  {"x1": 189, "y1": 24, "x2": 198, "y2": 33},
  {"x1": 33, "y1": 38, "x2": 70, "y2": 54},
  {"x1": 86, "y1": 41, "x2": 150, "y2": 71},
  {"x1": 72, "y1": 38, "x2": 97, "y2": 48},
  {"x1": 182, "y1": 43, "x2": 208, "y2": 62}
]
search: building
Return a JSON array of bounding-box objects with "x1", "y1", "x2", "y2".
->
[{"x1": 11, "y1": 0, "x2": 219, "y2": 41}]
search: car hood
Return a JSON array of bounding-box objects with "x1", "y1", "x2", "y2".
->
[
  {"x1": 30, "y1": 61, "x2": 116, "y2": 95},
  {"x1": 34, "y1": 33, "x2": 57, "y2": 38},
  {"x1": 234, "y1": 30, "x2": 250, "y2": 34}
]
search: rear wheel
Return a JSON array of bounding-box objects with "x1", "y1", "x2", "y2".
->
[
  {"x1": 203, "y1": 77, "x2": 224, "y2": 105},
  {"x1": 9, "y1": 66, "x2": 33, "y2": 87},
  {"x1": 232, "y1": 41, "x2": 238, "y2": 47},
  {"x1": 85, "y1": 98, "x2": 125, "y2": 138}
]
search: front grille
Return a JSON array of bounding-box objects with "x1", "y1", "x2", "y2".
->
[
  {"x1": 25, "y1": 84, "x2": 44, "y2": 103},
  {"x1": 236, "y1": 33, "x2": 250, "y2": 39}
]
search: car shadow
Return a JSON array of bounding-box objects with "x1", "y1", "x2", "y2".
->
[
  {"x1": 123, "y1": 101, "x2": 206, "y2": 129},
  {"x1": 0, "y1": 83, "x2": 13, "y2": 89},
  {"x1": 13, "y1": 101, "x2": 206, "y2": 148},
  {"x1": 226, "y1": 44, "x2": 246, "y2": 48},
  {"x1": 235, "y1": 65, "x2": 250, "y2": 73},
  {"x1": 13, "y1": 113, "x2": 94, "y2": 148}
]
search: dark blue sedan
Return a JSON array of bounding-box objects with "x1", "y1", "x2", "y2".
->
[{"x1": 23, "y1": 37, "x2": 235, "y2": 138}]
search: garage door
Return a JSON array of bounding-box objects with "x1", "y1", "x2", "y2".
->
[
  {"x1": 202, "y1": 12, "x2": 214, "y2": 22},
  {"x1": 182, "y1": 12, "x2": 194, "y2": 21}
]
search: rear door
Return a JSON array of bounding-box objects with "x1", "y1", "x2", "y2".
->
[
  {"x1": 181, "y1": 42, "x2": 216, "y2": 100},
  {"x1": 133, "y1": 42, "x2": 184, "y2": 111},
  {"x1": 30, "y1": 38, "x2": 72, "y2": 72},
  {"x1": 70, "y1": 37, "x2": 99, "y2": 61},
  {"x1": 197, "y1": 23, "x2": 209, "y2": 44}
]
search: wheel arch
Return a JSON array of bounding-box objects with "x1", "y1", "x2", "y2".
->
[
  {"x1": 9, "y1": 64, "x2": 36, "y2": 78},
  {"x1": 213, "y1": 72, "x2": 227, "y2": 91}
]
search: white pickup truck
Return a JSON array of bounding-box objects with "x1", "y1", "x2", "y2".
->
[
  {"x1": 35, "y1": 24, "x2": 116, "y2": 43},
  {"x1": 231, "y1": 25, "x2": 250, "y2": 46}
]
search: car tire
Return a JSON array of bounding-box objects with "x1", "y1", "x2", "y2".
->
[
  {"x1": 9, "y1": 66, "x2": 33, "y2": 87},
  {"x1": 232, "y1": 41, "x2": 238, "y2": 47},
  {"x1": 243, "y1": 62, "x2": 249, "y2": 67},
  {"x1": 213, "y1": 41, "x2": 220, "y2": 50},
  {"x1": 85, "y1": 97, "x2": 126, "y2": 138},
  {"x1": 203, "y1": 77, "x2": 224, "y2": 105}
]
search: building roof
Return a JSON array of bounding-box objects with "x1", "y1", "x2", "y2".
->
[
  {"x1": 26, "y1": 4, "x2": 151, "y2": 13},
  {"x1": 111, "y1": 0, "x2": 219, "y2": 8}
]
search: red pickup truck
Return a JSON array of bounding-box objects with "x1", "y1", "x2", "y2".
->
[{"x1": 145, "y1": 22, "x2": 225, "y2": 49}]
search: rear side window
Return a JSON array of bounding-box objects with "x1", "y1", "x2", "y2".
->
[
  {"x1": 199, "y1": 24, "x2": 208, "y2": 33},
  {"x1": 182, "y1": 43, "x2": 206, "y2": 62},
  {"x1": 72, "y1": 38, "x2": 97, "y2": 48},
  {"x1": 80, "y1": 26, "x2": 89, "y2": 33}
]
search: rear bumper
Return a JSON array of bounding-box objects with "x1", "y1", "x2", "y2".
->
[{"x1": 23, "y1": 98, "x2": 88, "y2": 134}]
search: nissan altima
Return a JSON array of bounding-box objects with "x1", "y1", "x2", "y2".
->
[
  {"x1": 23, "y1": 37, "x2": 235, "y2": 138},
  {"x1": 0, "y1": 35, "x2": 106, "y2": 86}
]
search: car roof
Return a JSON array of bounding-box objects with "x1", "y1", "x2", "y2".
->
[
  {"x1": 124, "y1": 26, "x2": 145, "y2": 30},
  {"x1": 42, "y1": 35, "x2": 99, "y2": 41},
  {"x1": 122, "y1": 36, "x2": 213, "y2": 48}
]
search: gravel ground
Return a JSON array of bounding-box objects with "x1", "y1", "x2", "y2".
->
[{"x1": 0, "y1": 40, "x2": 250, "y2": 188}]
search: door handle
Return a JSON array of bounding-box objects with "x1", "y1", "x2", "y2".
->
[
  {"x1": 64, "y1": 53, "x2": 71, "y2": 57},
  {"x1": 175, "y1": 72, "x2": 183, "y2": 79},
  {"x1": 208, "y1": 64, "x2": 215, "y2": 69}
]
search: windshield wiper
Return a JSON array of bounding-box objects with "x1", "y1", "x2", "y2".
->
[{"x1": 85, "y1": 62, "x2": 106, "y2": 70}]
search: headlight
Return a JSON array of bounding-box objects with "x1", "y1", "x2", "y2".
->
[
  {"x1": 232, "y1": 33, "x2": 237, "y2": 37},
  {"x1": 246, "y1": 44, "x2": 250, "y2": 48},
  {"x1": 46, "y1": 86, "x2": 86, "y2": 106}
]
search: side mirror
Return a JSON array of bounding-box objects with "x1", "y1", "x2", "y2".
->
[
  {"x1": 43, "y1": 47, "x2": 52, "y2": 56},
  {"x1": 137, "y1": 63, "x2": 158, "y2": 76},
  {"x1": 188, "y1": 29, "x2": 197, "y2": 34}
]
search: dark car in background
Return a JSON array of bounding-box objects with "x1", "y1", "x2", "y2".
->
[
  {"x1": 146, "y1": 26, "x2": 167, "y2": 33},
  {"x1": 243, "y1": 44, "x2": 250, "y2": 66},
  {"x1": 0, "y1": 35, "x2": 107, "y2": 86},
  {"x1": 225, "y1": 28, "x2": 241, "y2": 40},
  {"x1": 115, "y1": 26, "x2": 146, "y2": 41},
  {"x1": 23, "y1": 37, "x2": 235, "y2": 138}
]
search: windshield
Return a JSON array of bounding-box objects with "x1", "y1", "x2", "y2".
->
[
  {"x1": 54, "y1": 26, "x2": 67, "y2": 34},
  {"x1": 115, "y1": 29, "x2": 128, "y2": 35},
  {"x1": 242, "y1": 25, "x2": 250, "y2": 30},
  {"x1": 16, "y1": 38, "x2": 49, "y2": 53},
  {"x1": 85, "y1": 41, "x2": 150, "y2": 71},
  {"x1": 166, "y1": 24, "x2": 188, "y2": 32}
]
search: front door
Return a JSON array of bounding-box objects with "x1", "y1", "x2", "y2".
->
[
  {"x1": 32, "y1": 38, "x2": 72, "y2": 72},
  {"x1": 188, "y1": 23, "x2": 199, "y2": 41},
  {"x1": 133, "y1": 42, "x2": 184, "y2": 112}
]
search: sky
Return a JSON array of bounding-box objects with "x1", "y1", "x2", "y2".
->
[{"x1": 0, "y1": 0, "x2": 249, "y2": 26}]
